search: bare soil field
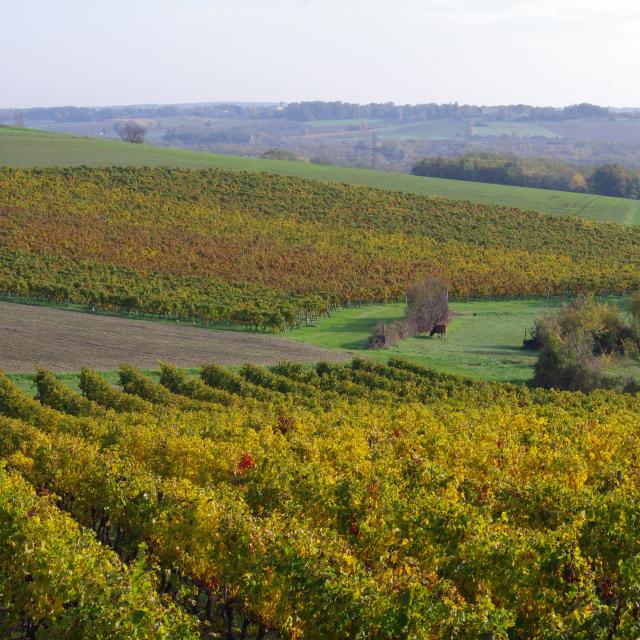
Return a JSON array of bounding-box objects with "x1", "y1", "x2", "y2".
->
[
  {"x1": 543, "y1": 119, "x2": 640, "y2": 143},
  {"x1": 0, "y1": 302, "x2": 353, "y2": 373}
]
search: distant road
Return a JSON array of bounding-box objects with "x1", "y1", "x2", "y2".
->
[
  {"x1": 1, "y1": 126, "x2": 639, "y2": 225},
  {"x1": 0, "y1": 302, "x2": 353, "y2": 373}
]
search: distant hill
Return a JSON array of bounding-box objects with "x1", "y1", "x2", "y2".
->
[{"x1": 1, "y1": 125, "x2": 640, "y2": 225}]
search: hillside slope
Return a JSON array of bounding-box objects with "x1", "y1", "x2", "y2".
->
[
  {"x1": 3, "y1": 360, "x2": 640, "y2": 637},
  {"x1": 2, "y1": 166, "x2": 640, "y2": 329},
  {"x1": 1, "y1": 125, "x2": 639, "y2": 225}
]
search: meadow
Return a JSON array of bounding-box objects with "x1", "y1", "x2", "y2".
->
[
  {"x1": 289, "y1": 297, "x2": 640, "y2": 382},
  {"x1": 471, "y1": 121, "x2": 560, "y2": 138},
  {"x1": 289, "y1": 299, "x2": 555, "y2": 383},
  {"x1": 2, "y1": 125, "x2": 640, "y2": 224}
]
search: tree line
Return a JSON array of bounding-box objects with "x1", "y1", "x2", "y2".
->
[
  {"x1": 2, "y1": 100, "x2": 618, "y2": 127},
  {"x1": 412, "y1": 153, "x2": 640, "y2": 199},
  {"x1": 280, "y1": 100, "x2": 612, "y2": 122}
]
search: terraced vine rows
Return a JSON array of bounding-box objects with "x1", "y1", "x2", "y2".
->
[
  {"x1": 3, "y1": 167, "x2": 640, "y2": 330},
  {"x1": 2, "y1": 359, "x2": 640, "y2": 637}
]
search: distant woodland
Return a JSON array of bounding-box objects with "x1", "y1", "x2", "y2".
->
[
  {"x1": 412, "y1": 154, "x2": 640, "y2": 199},
  {"x1": 0, "y1": 100, "x2": 615, "y2": 124}
]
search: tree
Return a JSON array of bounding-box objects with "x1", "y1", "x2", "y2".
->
[
  {"x1": 118, "y1": 120, "x2": 146, "y2": 144},
  {"x1": 588, "y1": 164, "x2": 631, "y2": 198},
  {"x1": 561, "y1": 103, "x2": 610, "y2": 119},
  {"x1": 368, "y1": 276, "x2": 449, "y2": 349},
  {"x1": 569, "y1": 173, "x2": 588, "y2": 192},
  {"x1": 532, "y1": 298, "x2": 639, "y2": 392},
  {"x1": 405, "y1": 276, "x2": 449, "y2": 333}
]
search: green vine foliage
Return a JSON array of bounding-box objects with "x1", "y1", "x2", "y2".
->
[
  {"x1": 2, "y1": 360, "x2": 640, "y2": 637},
  {"x1": 2, "y1": 167, "x2": 640, "y2": 329}
]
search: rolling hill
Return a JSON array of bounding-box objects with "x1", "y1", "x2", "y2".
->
[
  {"x1": 2, "y1": 165, "x2": 640, "y2": 335},
  {"x1": 2, "y1": 125, "x2": 639, "y2": 225}
]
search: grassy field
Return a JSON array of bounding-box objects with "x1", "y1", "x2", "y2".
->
[
  {"x1": 471, "y1": 121, "x2": 560, "y2": 138},
  {"x1": 303, "y1": 118, "x2": 385, "y2": 128},
  {"x1": 2, "y1": 126, "x2": 640, "y2": 224},
  {"x1": 376, "y1": 119, "x2": 470, "y2": 140},
  {"x1": 288, "y1": 298, "x2": 640, "y2": 384}
]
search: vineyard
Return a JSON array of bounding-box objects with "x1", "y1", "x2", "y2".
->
[
  {"x1": 1, "y1": 358, "x2": 640, "y2": 637},
  {"x1": 3, "y1": 167, "x2": 640, "y2": 330}
]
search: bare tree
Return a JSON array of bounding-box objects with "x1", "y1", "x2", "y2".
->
[
  {"x1": 117, "y1": 120, "x2": 146, "y2": 144},
  {"x1": 368, "y1": 276, "x2": 449, "y2": 349},
  {"x1": 405, "y1": 276, "x2": 449, "y2": 333}
]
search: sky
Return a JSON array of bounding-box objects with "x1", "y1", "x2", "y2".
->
[{"x1": 2, "y1": 0, "x2": 640, "y2": 109}]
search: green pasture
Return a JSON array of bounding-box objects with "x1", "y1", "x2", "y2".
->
[
  {"x1": 2, "y1": 126, "x2": 640, "y2": 225},
  {"x1": 471, "y1": 121, "x2": 560, "y2": 138},
  {"x1": 288, "y1": 298, "x2": 640, "y2": 384},
  {"x1": 303, "y1": 119, "x2": 385, "y2": 128},
  {"x1": 377, "y1": 119, "x2": 469, "y2": 140}
]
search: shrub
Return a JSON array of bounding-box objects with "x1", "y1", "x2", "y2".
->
[{"x1": 533, "y1": 297, "x2": 640, "y2": 392}]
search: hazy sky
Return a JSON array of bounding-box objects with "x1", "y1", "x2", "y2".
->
[{"x1": 3, "y1": 0, "x2": 640, "y2": 108}]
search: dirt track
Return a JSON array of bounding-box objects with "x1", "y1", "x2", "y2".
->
[{"x1": 0, "y1": 302, "x2": 353, "y2": 373}]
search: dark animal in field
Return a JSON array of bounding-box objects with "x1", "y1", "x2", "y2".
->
[
  {"x1": 522, "y1": 330, "x2": 541, "y2": 351},
  {"x1": 430, "y1": 322, "x2": 448, "y2": 339},
  {"x1": 369, "y1": 333, "x2": 387, "y2": 349}
]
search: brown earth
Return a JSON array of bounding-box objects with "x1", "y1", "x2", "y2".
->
[
  {"x1": 543, "y1": 119, "x2": 640, "y2": 144},
  {"x1": 0, "y1": 302, "x2": 353, "y2": 373}
]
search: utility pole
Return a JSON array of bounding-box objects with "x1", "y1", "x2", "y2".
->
[{"x1": 371, "y1": 133, "x2": 377, "y2": 167}]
